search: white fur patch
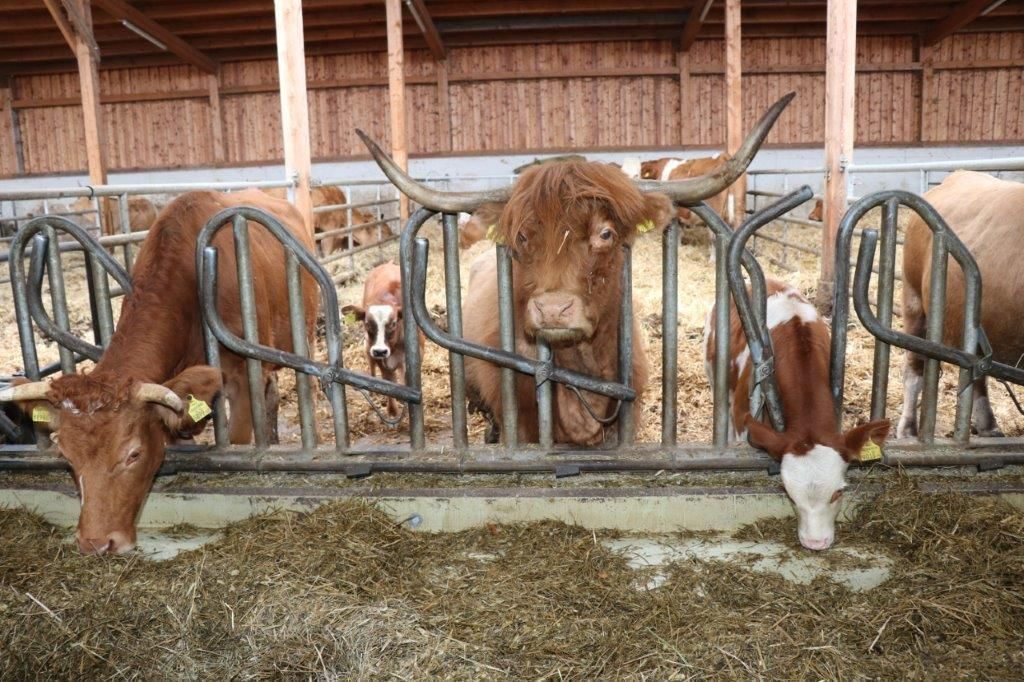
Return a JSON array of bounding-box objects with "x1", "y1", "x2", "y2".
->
[
  {"x1": 660, "y1": 159, "x2": 686, "y2": 181},
  {"x1": 368, "y1": 304, "x2": 396, "y2": 356},
  {"x1": 79, "y1": 475, "x2": 85, "y2": 508},
  {"x1": 765, "y1": 289, "x2": 818, "y2": 329},
  {"x1": 621, "y1": 157, "x2": 641, "y2": 179},
  {"x1": 780, "y1": 445, "x2": 848, "y2": 550}
]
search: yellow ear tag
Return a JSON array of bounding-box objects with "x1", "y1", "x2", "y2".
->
[
  {"x1": 187, "y1": 394, "x2": 212, "y2": 422},
  {"x1": 343, "y1": 312, "x2": 357, "y2": 325},
  {"x1": 636, "y1": 219, "x2": 656, "y2": 234},
  {"x1": 485, "y1": 224, "x2": 504, "y2": 245},
  {"x1": 860, "y1": 440, "x2": 883, "y2": 463},
  {"x1": 31, "y1": 406, "x2": 50, "y2": 423}
]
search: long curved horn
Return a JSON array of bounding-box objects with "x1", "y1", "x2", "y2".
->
[
  {"x1": 133, "y1": 383, "x2": 183, "y2": 412},
  {"x1": 0, "y1": 381, "x2": 51, "y2": 402},
  {"x1": 638, "y1": 91, "x2": 796, "y2": 203},
  {"x1": 356, "y1": 129, "x2": 513, "y2": 213}
]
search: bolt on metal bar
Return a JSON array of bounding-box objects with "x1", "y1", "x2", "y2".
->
[
  {"x1": 496, "y1": 243, "x2": 518, "y2": 446},
  {"x1": 618, "y1": 244, "x2": 636, "y2": 446},
  {"x1": 230, "y1": 214, "x2": 269, "y2": 448},
  {"x1": 660, "y1": 217, "x2": 680, "y2": 446},
  {"x1": 441, "y1": 212, "x2": 469, "y2": 449},
  {"x1": 286, "y1": 250, "x2": 317, "y2": 452},
  {"x1": 869, "y1": 198, "x2": 900, "y2": 422}
]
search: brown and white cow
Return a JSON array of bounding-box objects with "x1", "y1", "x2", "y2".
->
[
  {"x1": 342, "y1": 262, "x2": 423, "y2": 417},
  {"x1": 898, "y1": 170, "x2": 1024, "y2": 439},
  {"x1": 704, "y1": 278, "x2": 890, "y2": 550},
  {"x1": 637, "y1": 154, "x2": 735, "y2": 226},
  {"x1": 1, "y1": 189, "x2": 318, "y2": 555}
]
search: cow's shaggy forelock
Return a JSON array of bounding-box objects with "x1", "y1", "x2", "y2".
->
[{"x1": 47, "y1": 373, "x2": 137, "y2": 414}]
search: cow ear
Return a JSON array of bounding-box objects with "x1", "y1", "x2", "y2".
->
[
  {"x1": 842, "y1": 419, "x2": 890, "y2": 462},
  {"x1": 642, "y1": 192, "x2": 674, "y2": 232},
  {"x1": 342, "y1": 304, "x2": 365, "y2": 321},
  {"x1": 745, "y1": 416, "x2": 790, "y2": 461},
  {"x1": 155, "y1": 366, "x2": 222, "y2": 437}
]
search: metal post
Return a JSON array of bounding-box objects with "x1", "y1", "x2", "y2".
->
[
  {"x1": 231, "y1": 214, "x2": 269, "y2": 448},
  {"x1": 496, "y1": 244, "x2": 518, "y2": 446},
  {"x1": 537, "y1": 338, "x2": 554, "y2": 448},
  {"x1": 400, "y1": 212, "x2": 427, "y2": 451},
  {"x1": 618, "y1": 244, "x2": 635, "y2": 446},
  {"x1": 200, "y1": 249, "x2": 230, "y2": 447},
  {"x1": 868, "y1": 198, "x2": 899, "y2": 422},
  {"x1": 441, "y1": 212, "x2": 469, "y2": 449},
  {"x1": 286, "y1": 251, "x2": 317, "y2": 452},
  {"x1": 661, "y1": 218, "x2": 680, "y2": 445},
  {"x1": 117, "y1": 192, "x2": 133, "y2": 272},
  {"x1": 43, "y1": 227, "x2": 76, "y2": 375},
  {"x1": 918, "y1": 232, "x2": 948, "y2": 444},
  {"x1": 712, "y1": 230, "x2": 731, "y2": 446}
]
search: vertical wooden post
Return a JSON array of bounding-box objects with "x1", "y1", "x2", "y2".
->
[
  {"x1": 724, "y1": 0, "x2": 744, "y2": 226},
  {"x1": 1, "y1": 78, "x2": 25, "y2": 174},
  {"x1": 437, "y1": 60, "x2": 452, "y2": 153},
  {"x1": 920, "y1": 42, "x2": 936, "y2": 143},
  {"x1": 677, "y1": 51, "x2": 690, "y2": 145},
  {"x1": 818, "y1": 0, "x2": 857, "y2": 313},
  {"x1": 385, "y1": 0, "x2": 410, "y2": 221},
  {"x1": 274, "y1": 0, "x2": 314, "y2": 236},
  {"x1": 71, "y1": 0, "x2": 112, "y2": 233},
  {"x1": 208, "y1": 69, "x2": 225, "y2": 164}
]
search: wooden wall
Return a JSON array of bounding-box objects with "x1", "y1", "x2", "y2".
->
[{"x1": 2, "y1": 32, "x2": 1023, "y2": 177}]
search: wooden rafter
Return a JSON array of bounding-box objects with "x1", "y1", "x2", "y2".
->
[
  {"x1": 680, "y1": 0, "x2": 714, "y2": 52},
  {"x1": 922, "y1": 0, "x2": 1005, "y2": 46},
  {"x1": 404, "y1": 0, "x2": 446, "y2": 61},
  {"x1": 42, "y1": 0, "x2": 101, "y2": 59},
  {"x1": 91, "y1": 0, "x2": 217, "y2": 73}
]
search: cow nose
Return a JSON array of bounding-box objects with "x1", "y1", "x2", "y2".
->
[
  {"x1": 371, "y1": 347, "x2": 390, "y2": 359},
  {"x1": 530, "y1": 294, "x2": 576, "y2": 326},
  {"x1": 800, "y1": 536, "x2": 833, "y2": 551},
  {"x1": 77, "y1": 537, "x2": 113, "y2": 555}
]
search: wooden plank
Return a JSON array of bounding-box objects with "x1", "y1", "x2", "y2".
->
[
  {"x1": 678, "y1": 50, "x2": 691, "y2": 144},
  {"x1": 920, "y1": 42, "x2": 936, "y2": 141},
  {"x1": 437, "y1": 59, "x2": 452, "y2": 152},
  {"x1": 0, "y1": 78, "x2": 25, "y2": 174},
  {"x1": 922, "y1": 0, "x2": 999, "y2": 47},
  {"x1": 406, "y1": 0, "x2": 446, "y2": 61},
  {"x1": 274, "y1": 0, "x2": 313, "y2": 235},
  {"x1": 208, "y1": 70, "x2": 225, "y2": 163},
  {"x1": 724, "y1": 0, "x2": 742, "y2": 226},
  {"x1": 681, "y1": 0, "x2": 715, "y2": 52},
  {"x1": 92, "y1": 0, "x2": 217, "y2": 74},
  {"x1": 41, "y1": 0, "x2": 79, "y2": 53},
  {"x1": 819, "y1": 0, "x2": 857, "y2": 312},
  {"x1": 385, "y1": 0, "x2": 409, "y2": 221}
]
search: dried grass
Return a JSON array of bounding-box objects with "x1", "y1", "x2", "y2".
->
[{"x1": 2, "y1": 474, "x2": 1023, "y2": 678}]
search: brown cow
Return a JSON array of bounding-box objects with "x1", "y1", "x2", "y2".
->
[
  {"x1": 1, "y1": 189, "x2": 318, "y2": 555},
  {"x1": 898, "y1": 171, "x2": 1024, "y2": 439},
  {"x1": 342, "y1": 262, "x2": 423, "y2": 417},
  {"x1": 638, "y1": 154, "x2": 734, "y2": 226},
  {"x1": 456, "y1": 202, "x2": 503, "y2": 249},
  {"x1": 704, "y1": 278, "x2": 890, "y2": 549},
  {"x1": 808, "y1": 198, "x2": 824, "y2": 222},
  {"x1": 265, "y1": 186, "x2": 386, "y2": 255}
]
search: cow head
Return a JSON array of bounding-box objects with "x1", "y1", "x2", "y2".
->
[
  {"x1": 2, "y1": 366, "x2": 221, "y2": 555},
  {"x1": 638, "y1": 159, "x2": 669, "y2": 180},
  {"x1": 745, "y1": 417, "x2": 890, "y2": 550},
  {"x1": 344, "y1": 300, "x2": 403, "y2": 360},
  {"x1": 498, "y1": 161, "x2": 672, "y2": 345}
]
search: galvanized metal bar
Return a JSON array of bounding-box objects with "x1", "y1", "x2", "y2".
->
[
  {"x1": 496, "y1": 243, "x2": 518, "y2": 447},
  {"x1": 230, "y1": 214, "x2": 269, "y2": 448},
  {"x1": 953, "y1": 253, "x2": 983, "y2": 444},
  {"x1": 117, "y1": 193, "x2": 134, "y2": 272},
  {"x1": 617, "y1": 244, "x2": 635, "y2": 446},
  {"x1": 9, "y1": 248, "x2": 41, "y2": 382},
  {"x1": 286, "y1": 251, "x2": 317, "y2": 452},
  {"x1": 399, "y1": 210, "x2": 429, "y2": 451},
  {"x1": 441, "y1": 212, "x2": 469, "y2": 449},
  {"x1": 869, "y1": 197, "x2": 900, "y2": 422},
  {"x1": 536, "y1": 338, "x2": 554, "y2": 449},
  {"x1": 660, "y1": 218, "x2": 680, "y2": 445},
  {"x1": 918, "y1": 231, "x2": 948, "y2": 444},
  {"x1": 80, "y1": 249, "x2": 102, "y2": 347},
  {"x1": 43, "y1": 227, "x2": 76, "y2": 375},
  {"x1": 712, "y1": 229, "x2": 731, "y2": 446},
  {"x1": 198, "y1": 264, "x2": 230, "y2": 448},
  {"x1": 86, "y1": 250, "x2": 115, "y2": 347}
]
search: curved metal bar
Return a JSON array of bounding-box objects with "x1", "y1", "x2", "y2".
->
[
  {"x1": 723, "y1": 186, "x2": 816, "y2": 431},
  {"x1": 196, "y1": 206, "x2": 420, "y2": 405},
  {"x1": 8, "y1": 215, "x2": 133, "y2": 367}
]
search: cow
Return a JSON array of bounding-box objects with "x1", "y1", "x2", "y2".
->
[
  {"x1": 637, "y1": 153, "x2": 734, "y2": 227},
  {"x1": 456, "y1": 202, "x2": 503, "y2": 249},
  {"x1": 704, "y1": 278, "x2": 890, "y2": 550},
  {"x1": 808, "y1": 198, "x2": 824, "y2": 222},
  {"x1": 356, "y1": 92, "x2": 795, "y2": 444},
  {"x1": 342, "y1": 262, "x2": 422, "y2": 417},
  {"x1": 898, "y1": 170, "x2": 1024, "y2": 439},
  {"x1": 0, "y1": 189, "x2": 318, "y2": 555},
  {"x1": 265, "y1": 186, "x2": 385, "y2": 256}
]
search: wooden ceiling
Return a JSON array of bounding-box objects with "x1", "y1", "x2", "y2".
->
[{"x1": 2, "y1": 0, "x2": 1023, "y2": 76}]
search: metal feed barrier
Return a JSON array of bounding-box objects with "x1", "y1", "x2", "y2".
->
[{"x1": 4, "y1": 183, "x2": 1024, "y2": 474}]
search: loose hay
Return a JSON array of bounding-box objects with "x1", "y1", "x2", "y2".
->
[{"x1": 3, "y1": 474, "x2": 1023, "y2": 678}]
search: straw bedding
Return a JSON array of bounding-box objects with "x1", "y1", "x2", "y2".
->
[{"x1": 1, "y1": 474, "x2": 1022, "y2": 678}]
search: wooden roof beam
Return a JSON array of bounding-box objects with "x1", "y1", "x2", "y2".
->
[
  {"x1": 922, "y1": 0, "x2": 1007, "y2": 46},
  {"x1": 680, "y1": 0, "x2": 714, "y2": 52},
  {"x1": 91, "y1": 0, "x2": 217, "y2": 73},
  {"x1": 42, "y1": 0, "x2": 101, "y2": 59},
  {"x1": 404, "y1": 0, "x2": 446, "y2": 61}
]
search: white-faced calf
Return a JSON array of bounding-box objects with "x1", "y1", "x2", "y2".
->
[
  {"x1": 343, "y1": 262, "x2": 422, "y2": 416},
  {"x1": 704, "y1": 278, "x2": 889, "y2": 550}
]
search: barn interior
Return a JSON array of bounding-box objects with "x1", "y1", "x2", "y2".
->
[{"x1": 2, "y1": 1, "x2": 1024, "y2": 677}]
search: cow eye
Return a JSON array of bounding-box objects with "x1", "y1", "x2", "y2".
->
[
  {"x1": 830, "y1": 489, "x2": 844, "y2": 504},
  {"x1": 516, "y1": 232, "x2": 527, "y2": 247},
  {"x1": 126, "y1": 450, "x2": 141, "y2": 466},
  {"x1": 599, "y1": 228, "x2": 614, "y2": 241}
]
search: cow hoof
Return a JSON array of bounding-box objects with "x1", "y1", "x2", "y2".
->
[{"x1": 484, "y1": 422, "x2": 500, "y2": 444}]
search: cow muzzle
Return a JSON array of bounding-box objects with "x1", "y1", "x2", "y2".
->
[
  {"x1": 76, "y1": 529, "x2": 135, "y2": 556},
  {"x1": 527, "y1": 292, "x2": 591, "y2": 345}
]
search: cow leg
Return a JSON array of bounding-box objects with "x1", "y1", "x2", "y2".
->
[
  {"x1": 972, "y1": 377, "x2": 1003, "y2": 437},
  {"x1": 226, "y1": 380, "x2": 255, "y2": 445},
  {"x1": 264, "y1": 373, "x2": 280, "y2": 444},
  {"x1": 897, "y1": 287, "x2": 927, "y2": 439},
  {"x1": 381, "y1": 365, "x2": 399, "y2": 417}
]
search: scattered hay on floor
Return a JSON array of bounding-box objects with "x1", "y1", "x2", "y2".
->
[{"x1": 2, "y1": 474, "x2": 1023, "y2": 678}]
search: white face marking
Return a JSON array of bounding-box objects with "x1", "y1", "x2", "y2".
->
[
  {"x1": 660, "y1": 158, "x2": 686, "y2": 181},
  {"x1": 780, "y1": 445, "x2": 848, "y2": 551},
  {"x1": 367, "y1": 304, "x2": 396, "y2": 358},
  {"x1": 78, "y1": 475, "x2": 85, "y2": 508},
  {"x1": 765, "y1": 288, "x2": 818, "y2": 329},
  {"x1": 620, "y1": 157, "x2": 642, "y2": 179}
]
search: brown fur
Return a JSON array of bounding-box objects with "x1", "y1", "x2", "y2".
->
[
  {"x1": 808, "y1": 199, "x2": 824, "y2": 222},
  {"x1": 463, "y1": 160, "x2": 672, "y2": 445},
  {"x1": 640, "y1": 154, "x2": 733, "y2": 225},
  {"x1": 459, "y1": 202, "x2": 503, "y2": 248},
  {"x1": 265, "y1": 186, "x2": 387, "y2": 255}
]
